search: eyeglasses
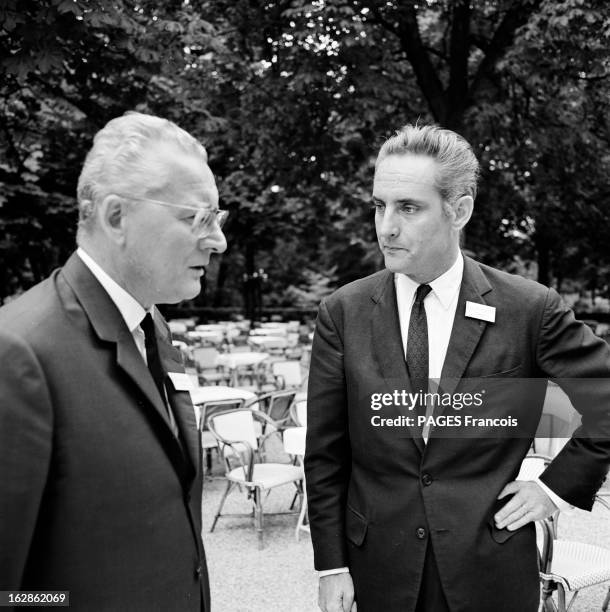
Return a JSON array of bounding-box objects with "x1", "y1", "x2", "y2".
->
[{"x1": 119, "y1": 195, "x2": 228, "y2": 238}]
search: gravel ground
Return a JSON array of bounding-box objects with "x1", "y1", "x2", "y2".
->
[{"x1": 201, "y1": 441, "x2": 610, "y2": 612}]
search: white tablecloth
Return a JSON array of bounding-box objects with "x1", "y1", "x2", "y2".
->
[
  {"x1": 216, "y1": 352, "x2": 269, "y2": 369},
  {"x1": 250, "y1": 327, "x2": 288, "y2": 337},
  {"x1": 249, "y1": 336, "x2": 287, "y2": 349},
  {"x1": 187, "y1": 330, "x2": 224, "y2": 344},
  {"x1": 190, "y1": 385, "x2": 256, "y2": 405}
]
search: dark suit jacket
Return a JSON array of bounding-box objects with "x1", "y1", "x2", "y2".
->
[
  {"x1": 305, "y1": 255, "x2": 610, "y2": 612},
  {"x1": 0, "y1": 253, "x2": 210, "y2": 612}
]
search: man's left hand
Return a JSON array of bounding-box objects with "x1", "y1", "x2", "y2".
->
[{"x1": 494, "y1": 481, "x2": 558, "y2": 530}]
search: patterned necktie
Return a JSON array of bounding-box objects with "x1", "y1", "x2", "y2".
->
[
  {"x1": 406, "y1": 284, "x2": 432, "y2": 416},
  {"x1": 140, "y1": 313, "x2": 167, "y2": 405}
]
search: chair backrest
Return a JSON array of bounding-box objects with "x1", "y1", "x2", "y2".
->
[
  {"x1": 267, "y1": 390, "x2": 297, "y2": 424},
  {"x1": 192, "y1": 347, "x2": 219, "y2": 369},
  {"x1": 200, "y1": 399, "x2": 245, "y2": 431},
  {"x1": 290, "y1": 399, "x2": 307, "y2": 427},
  {"x1": 208, "y1": 409, "x2": 258, "y2": 450},
  {"x1": 271, "y1": 360, "x2": 302, "y2": 388}
]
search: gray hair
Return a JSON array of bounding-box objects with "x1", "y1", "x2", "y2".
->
[
  {"x1": 76, "y1": 112, "x2": 208, "y2": 234},
  {"x1": 376, "y1": 124, "x2": 479, "y2": 203}
]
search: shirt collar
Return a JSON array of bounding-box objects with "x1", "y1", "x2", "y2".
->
[
  {"x1": 76, "y1": 247, "x2": 151, "y2": 332},
  {"x1": 394, "y1": 252, "x2": 464, "y2": 310}
]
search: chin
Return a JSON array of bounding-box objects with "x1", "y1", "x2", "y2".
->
[
  {"x1": 384, "y1": 256, "x2": 411, "y2": 275},
  {"x1": 183, "y1": 282, "x2": 204, "y2": 300},
  {"x1": 159, "y1": 285, "x2": 201, "y2": 305}
]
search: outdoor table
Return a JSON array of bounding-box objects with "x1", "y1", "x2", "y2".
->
[
  {"x1": 215, "y1": 351, "x2": 269, "y2": 386},
  {"x1": 190, "y1": 385, "x2": 257, "y2": 427},
  {"x1": 169, "y1": 318, "x2": 197, "y2": 330},
  {"x1": 215, "y1": 351, "x2": 269, "y2": 369},
  {"x1": 168, "y1": 321, "x2": 188, "y2": 334},
  {"x1": 187, "y1": 330, "x2": 224, "y2": 344},
  {"x1": 190, "y1": 384, "x2": 256, "y2": 405},
  {"x1": 249, "y1": 335, "x2": 288, "y2": 350},
  {"x1": 249, "y1": 327, "x2": 288, "y2": 337}
]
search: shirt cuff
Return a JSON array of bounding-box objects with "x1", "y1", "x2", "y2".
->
[
  {"x1": 319, "y1": 567, "x2": 349, "y2": 577},
  {"x1": 535, "y1": 477, "x2": 572, "y2": 511}
]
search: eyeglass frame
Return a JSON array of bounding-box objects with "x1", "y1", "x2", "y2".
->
[{"x1": 116, "y1": 194, "x2": 228, "y2": 238}]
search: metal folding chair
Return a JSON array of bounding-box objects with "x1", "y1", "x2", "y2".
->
[{"x1": 208, "y1": 408, "x2": 304, "y2": 549}]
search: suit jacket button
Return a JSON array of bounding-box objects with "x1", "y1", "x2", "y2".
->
[
  {"x1": 422, "y1": 473, "x2": 433, "y2": 486},
  {"x1": 416, "y1": 527, "x2": 427, "y2": 539}
]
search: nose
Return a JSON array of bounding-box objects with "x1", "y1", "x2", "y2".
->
[
  {"x1": 198, "y1": 224, "x2": 227, "y2": 254},
  {"x1": 376, "y1": 207, "x2": 399, "y2": 240}
]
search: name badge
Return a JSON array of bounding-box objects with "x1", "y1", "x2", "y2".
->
[
  {"x1": 465, "y1": 301, "x2": 496, "y2": 323},
  {"x1": 167, "y1": 372, "x2": 196, "y2": 391}
]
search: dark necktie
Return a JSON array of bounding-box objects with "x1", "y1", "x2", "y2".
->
[
  {"x1": 406, "y1": 284, "x2": 432, "y2": 417},
  {"x1": 141, "y1": 313, "x2": 167, "y2": 405}
]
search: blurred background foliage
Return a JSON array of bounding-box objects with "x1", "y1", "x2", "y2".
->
[{"x1": 1, "y1": 0, "x2": 609, "y2": 310}]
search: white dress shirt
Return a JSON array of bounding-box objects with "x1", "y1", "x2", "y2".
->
[
  {"x1": 319, "y1": 253, "x2": 567, "y2": 578},
  {"x1": 395, "y1": 254, "x2": 463, "y2": 382}
]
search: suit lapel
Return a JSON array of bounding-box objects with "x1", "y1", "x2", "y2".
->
[
  {"x1": 157, "y1": 326, "x2": 199, "y2": 480},
  {"x1": 438, "y1": 256, "x2": 493, "y2": 398},
  {"x1": 114, "y1": 326, "x2": 174, "y2": 428},
  {"x1": 371, "y1": 271, "x2": 424, "y2": 454},
  {"x1": 61, "y1": 253, "x2": 196, "y2": 479}
]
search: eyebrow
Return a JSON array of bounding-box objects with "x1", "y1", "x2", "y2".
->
[{"x1": 371, "y1": 196, "x2": 425, "y2": 206}]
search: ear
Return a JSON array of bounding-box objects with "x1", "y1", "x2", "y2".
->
[
  {"x1": 451, "y1": 195, "x2": 473, "y2": 231},
  {"x1": 97, "y1": 195, "x2": 128, "y2": 244}
]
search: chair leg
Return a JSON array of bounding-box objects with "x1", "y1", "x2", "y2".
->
[
  {"x1": 557, "y1": 584, "x2": 566, "y2": 612},
  {"x1": 210, "y1": 481, "x2": 233, "y2": 532},
  {"x1": 539, "y1": 579, "x2": 557, "y2": 612},
  {"x1": 603, "y1": 587, "x2": 610, "y2": 612},
  {"x1": 205, "y1": 448, "x2": 213, "y2": 472},
  {"x1": 254, "y1": 486, "x2": 264, "y2": 549},
  {"x1": 541, "y1": 598, "x2": 557, "y2": 612},
  {"x1": 289, "y1": 490, "x2": 299, "y2": 510},
  {"x1": 290, "y1": 480, "x2": 304, "y2": 510},
  {"x1": 296, "y1": 494, "x2": 308, "y2": 542}
]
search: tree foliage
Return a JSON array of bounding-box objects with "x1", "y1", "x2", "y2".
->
[{"x1": 1, "y1": 0, "x2": 609, "y2": 307}]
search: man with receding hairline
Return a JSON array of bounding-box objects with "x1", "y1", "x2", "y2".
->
[
  {"x1": 305, "y1": 123, "x2": 610, "y2": 612},
  {"x1": 0, "y1": 112, "x2": 227, "y2": 610}
]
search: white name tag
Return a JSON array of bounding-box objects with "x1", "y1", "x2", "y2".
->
[
  {"x1": 167, "y1": 372, "x2": 196, "y2": 391},
  {"x1": 465, "y1": 301, "x2": 496, "y2": 323}
]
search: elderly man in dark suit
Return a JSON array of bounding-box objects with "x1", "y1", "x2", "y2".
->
[
  {"x1": 0, "y1": 112, "x2": 227, "y2": 611},
  {"x1": 305, "y1": 124, "x2": 610, "y2": 612}
]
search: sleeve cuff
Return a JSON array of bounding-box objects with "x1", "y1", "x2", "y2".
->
[
  {"x1": 318, "y1": 567, "x2": 349, "y2": 577},
  {"x1": 535, "y1": 477, "x2": 573, "y2": 511}
]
